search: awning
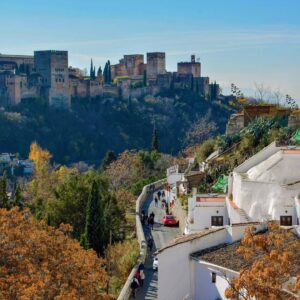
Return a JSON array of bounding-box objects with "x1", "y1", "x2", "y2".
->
[{"x1": 212, "y1": 175, "x2": 228, "y2": 192}]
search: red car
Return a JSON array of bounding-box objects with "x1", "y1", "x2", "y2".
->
[{"x1": 162, "y1": 214, "x2": 178, "y2": 226}]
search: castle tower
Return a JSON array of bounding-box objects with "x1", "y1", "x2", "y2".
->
[
  {"x1": 34, "y1": 50, "x2": 71, "y2": 109},
  {"x1": 146, "y1": 52, "x2": 166, "y2": 83}
]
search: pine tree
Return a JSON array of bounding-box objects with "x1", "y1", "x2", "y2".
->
[
  {"x1": 0, "y1": 173, "x2": 9, "y2": 209},
  {"x1": 83, "y1": 181, "x2": 103, "y2": 255},
  {"x1": 151, "y1": 127, "x2": 159, "y2": 152}
]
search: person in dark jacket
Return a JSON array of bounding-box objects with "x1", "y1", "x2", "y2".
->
[
  {"x1": 131, "y1": 278, "x2": 139, "y2": 298},
  {"x1": 147, "y1": 236, "x2": 153, "y2": 251},
  {"x1": 157, "y1": 190, "x2": 161, "y2": 200}
]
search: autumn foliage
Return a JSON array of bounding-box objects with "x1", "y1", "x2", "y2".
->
[
  {"x1": 225, "y1": 224, "x2": 300, "y2": 300},
  {"x1": 0, "y1": 208, "x2": 110, "y2": 300}
]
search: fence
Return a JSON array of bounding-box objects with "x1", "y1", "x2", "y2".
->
[{"x1": 117, "y1": 178, "x2": 166, "y2": 300}]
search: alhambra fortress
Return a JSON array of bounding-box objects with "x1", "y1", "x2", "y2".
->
[
  {"x1": 0, "y1": 51, "x2": 219, "y2": 109},
  {"x1": 1, "y1": 50, "x2": 300, "y2": 130}
]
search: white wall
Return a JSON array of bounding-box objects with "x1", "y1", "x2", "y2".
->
[
  {"x1": 157, "y1": 224, "x2": 265, "y2": 300},
  {"x1": 194, "y1": 262, "x2": 238, "y2": 300},
  {"x1": 225, "y1": 197, "x2": 244, "y2": 224},
  {"x1": 168, "y1": 173, "x2": 184, "y2": 186},
  {"x1": 227, "y1": 223, "x2": 266, "y2": 243},
  {"x1": 191, "y1": 206, "x2": 228, "y2": 231},
  {"x1": 295, "y1": 197, "x2": 300, "y2": 224},
  {"x1": 157, "y1": 229, "x2": 227, "y2": 300},
  {"x1": 232, "y1": 174, "x2": 300, "y2": 224}
]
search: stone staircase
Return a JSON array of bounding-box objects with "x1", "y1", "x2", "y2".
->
[{"x1": 236, "y1": 207, "x2": 251, "y2": 222}]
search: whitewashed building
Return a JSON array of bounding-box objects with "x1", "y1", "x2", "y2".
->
[
  {"x1": 184, "y1": 142, "x2": 300, "y2": 234},
  {"x1": 157, "y1": 223, "x2": 266, "y2": 300},
  {"x1": 228, "y1": 142, "x2": 300, "y2": 226},
  {"x1": 186, "y1": 194, "x2": 228, "y2": 234}
]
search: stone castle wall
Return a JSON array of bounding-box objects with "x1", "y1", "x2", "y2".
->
[
  {"x1": 124, "y1": 54, "x2": 144, "y2": 76},
  {"x1": 178, "y1": 62, "x2": 201, "y2": 77}
]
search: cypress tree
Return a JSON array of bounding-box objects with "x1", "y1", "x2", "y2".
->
[
  {"x1": 151, "y1": 127, "x2": 159, "y2": 152},
  {"x1": 90, "y1": 59, "x2": 94, "y2": 78},
  {"x1": 103, "y1": 193, "x2": 124, "y2": 243},
  {"x1": 107, "y1": 60, "x2": 111, "y2": 83},
  {"x1": 83, "y1": 180, "x2": 103, "y2": 255},
  {"x1": 101, "y1": 150, "x2": 116, "y2": 170},
  {"x1": 103, "y1": 62, "x2": 108, "y2": 84},
  {"x1": 0, "y1": 173, "x2": 9, "y2": 209},
  {"x1": 97, "y1": 66, "x2": 102, "y2": 77},
  {"x1": 12, "y1": 183, "x2": 23, "y2": 209}
]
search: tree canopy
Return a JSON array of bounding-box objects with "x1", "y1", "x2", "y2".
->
[
  {"x1": 0, "y1": 207, "x2": 110, "y2": 300},
  {"x1": 225, "y1": 224, "x2": 300, "y2": 300}
]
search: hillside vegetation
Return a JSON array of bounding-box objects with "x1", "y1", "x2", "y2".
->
[
  {"x1": 0, "y1": 92, "x2": 234, "y2": 163},
  {"x1": 193, "y1": 116, "x2": 296, "y2": 193}
]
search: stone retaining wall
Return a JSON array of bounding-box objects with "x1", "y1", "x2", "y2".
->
[{"x1": 117, "y1": 179, "x2": 166, "y2": 300}]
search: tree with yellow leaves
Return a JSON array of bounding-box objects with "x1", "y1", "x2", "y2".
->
[
  {"x1": 0, "y1": 207, "x2": 111, "y2": 300},
  {"x1": 27, "y1": 142, "x2": 77, "y2": 221},
  {"x1": 29, "y1": 141, "x2": 52, "y2": 175},
  {"x1": 225, "y1": 223, "x2": 300, "y2": 300}
]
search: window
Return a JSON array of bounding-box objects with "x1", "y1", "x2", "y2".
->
[
  {"x1": 280, "y1": 216, "x2": 292, "y2": 226},
  {"x1": 211, "y1": 216, "x2": 223, "y2": 226},
  {"x1": 211, "y1": 272, "x2": 216, "y2": 283}
]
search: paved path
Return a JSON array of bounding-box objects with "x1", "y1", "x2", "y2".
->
[{"x1": 133, "y1": 190, "x2": 181, "y2": 300}]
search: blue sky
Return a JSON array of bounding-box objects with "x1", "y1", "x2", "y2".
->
[{"x1": 1, "y1": 0, "x2": 300, "y2": 100}]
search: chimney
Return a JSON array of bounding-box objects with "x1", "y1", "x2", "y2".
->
[{"x1": 191, "y1": 55, "x2": 195, "y2": 63}]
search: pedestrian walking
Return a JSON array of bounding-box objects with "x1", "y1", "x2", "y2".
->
[
  {"x1": 145, "y1": 214, "x2": 149, "y2": 225},
  {"x1": 162, "y1": 190, "x2": 165, "y2": 197},
  {"x1": 134, "y1": 270, "x2": 141, "y2": 282},
  {"x1": 154, "y1": 197, "x2": 158, "y2": 207},
  {"x1": 171, "y1": 198, "x2": 175, "y2": 208},
  {"x1": 147, "y1": 236, "x2": 153, "y2": 252},
  {"x1": 157, "y1": 190, "x2": 161, "y2": 200},
  {"x1": 148, "y1": 215, "x2": 154, "y2": 230},
  {"x1": 141, "y1": 210, "x2": 145, "y2": 225},
  {"x1": 130, "y1": 278, "x2": 139, "y2": 298},
  {"x1": 140, "y1": 270, "x2": 145, "y2": 287},
  {"x1": 138, "y1": 262, "x2": 145, "y2": 271}
]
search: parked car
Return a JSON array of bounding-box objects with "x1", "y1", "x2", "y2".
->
[
  {"x1": 162, "y1": 214, "x2": 178, "y2": 226},
  {"x1": 153, "y1": 256, "x2": 158, "y2": 271}
]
